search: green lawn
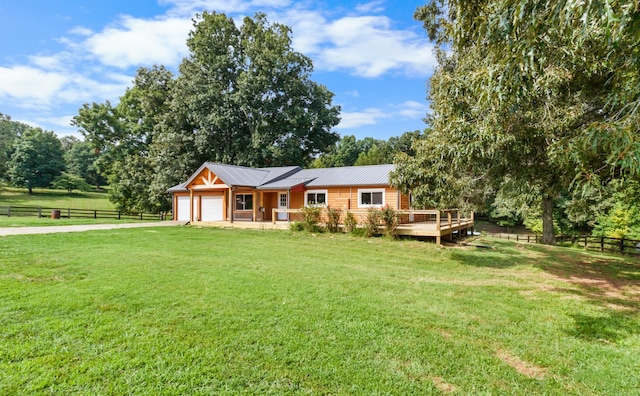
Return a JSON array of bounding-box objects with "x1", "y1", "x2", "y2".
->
[
  {"x1": 1, "y1": 228, "x2": 638, "y2": 395},
  {"x1": 0, "y1": 187, "x2": 114, "y2": 210}
]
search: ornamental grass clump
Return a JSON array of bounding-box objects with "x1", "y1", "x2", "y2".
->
[
  {"x1": 325, "y1": 206, "x2": 341, "y2": 233},
  {"x1": 380, "y1": 205, "x2": 399, "y2": 239},
  {"x1": 364, "y1": 208, "x2": 381, "y2": 237},
  {"x1": 344, "y1": 210, "x2": 358, "y2": 233}
]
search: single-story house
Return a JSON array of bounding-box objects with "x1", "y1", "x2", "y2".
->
[{"x1": 168, "y1": 162, "x2": 410, "y2": 223}]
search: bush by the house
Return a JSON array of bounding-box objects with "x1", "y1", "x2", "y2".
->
[{"x1": 325, "y1": 206, "x2": 341, "y2": 233}]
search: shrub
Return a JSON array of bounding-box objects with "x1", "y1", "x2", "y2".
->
[
  {"x1": 344, "y1": 210, "x2": 358, "y2": 233},
  {"x1": 300, "y1": 205, "x2": 323, "y2": 232},
  {"x1": 325, "y1": 206, "x2": 342, "y2": 233},
  {"x1": 289, "y1": 221, "x2": 305, "y2": 232},
  {"x1": 380, "y1": 205, "x2": 399, "y2": 238},
  {"x1": 364, "y1": 208, "x2": 381, "y2": 237}
]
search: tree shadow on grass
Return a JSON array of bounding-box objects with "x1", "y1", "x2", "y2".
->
[
  {"x1": 449, "y1": 237, "x2": 640, "y2": 342},
  {"x1": 567, "y1": 312, "x2": 639, "y2": 343}
]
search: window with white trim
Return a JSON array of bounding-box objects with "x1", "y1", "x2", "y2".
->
[
  {"x1": 358, "y1": 188, "x2": 385, "y2": 208},
  {"x1": 235, "y1": 193, "x2": 253, "y2": 211},
  {"x1": 305, "y1": 190, "x2": 327, "y2": 206}
]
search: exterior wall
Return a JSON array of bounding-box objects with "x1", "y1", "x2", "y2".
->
[
  {"x1": 292, "y1": 185, "x2": 404, "y2": 210},
  {"x1": 400, "y1": 192, "x2": 410, "y2": 210}
]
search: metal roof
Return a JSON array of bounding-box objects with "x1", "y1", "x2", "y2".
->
[
  {"x1": 181, "y1": 162, "x2": 302, "y2": 188},
  {"x1": 258, "y1": 164, "x2": 394, "y2": 189},
  {"x1": 171, "y1": 162, "x2": 394, "y2": 192},
  {"x1": 167, "y1": 182, "x2": 188, "y2": 192},
  {"x1": 300, "y1": 164, "x2": 394, "y2": 187}
]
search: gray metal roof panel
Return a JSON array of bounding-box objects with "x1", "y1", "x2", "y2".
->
[
  {"x1": 301, "y1": 164, "x2": 394, "y2": 187},
  {"x1": 257, "y1": 177, "x2": 315, "y2": 190},
  {"x1": 167, "y1": 182, "x2": 188, "y2": 192}
]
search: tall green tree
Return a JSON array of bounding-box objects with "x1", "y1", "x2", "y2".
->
[
  {"x1": 63, "y1": 139, "x2": 104, "y2": 189},
  {"x1": 0, "y1": 113, "x2": 30, "y2": 183},
  {"x1": 156, "y1": 12, "x2": 340, "y2": 171},
  {"x1": 73, "y1": 66, "x2": 175, "y2": 212},
  {"x1": 8, "y1": 128, "x2": 64, "y2": 193},
  {"x1": 148, "y1": 12, "x2": 341, "y2": 209},
  {"x1": 392, "y1": 1, "x2": 639, "y2": 244}
]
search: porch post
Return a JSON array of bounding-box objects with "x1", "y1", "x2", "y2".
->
[
  {"x1": 252, "y1": 191, "x2": 257, "y2": 222},
  {"x1": 287, "y1": 189, "x2": 291, "y2": 223},
  {"x1": 228, "y1": 187, "x2": 234, "y2": 223},
  {"x1": 189, "y1": 188, "x2": 194, "y2": 223}
]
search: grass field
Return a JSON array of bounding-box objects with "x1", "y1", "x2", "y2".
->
[
  {"x1": 0, "y1": 187, "x2": 114, "y2": 210},
  {"x1": 1, "y1": 228, "x2": 639, "y2": 394}
]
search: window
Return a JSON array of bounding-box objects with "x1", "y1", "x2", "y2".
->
[
  {"x1": 235, "y1": 194, "x2": 253, "y2": 211},
  {"x1": 358, "y1": 189, "x2": 385, "y2": 207},
  {"x1": 305, "y1": 190, "x2": 327, "y2": 206}
]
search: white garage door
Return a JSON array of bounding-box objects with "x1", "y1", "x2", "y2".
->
[
  {"x1": 201, "y1": 196, "x2": 223, "y2": 221},
  {"x1": 177, "y1": 196, "x2": 191, "y2": 221}
]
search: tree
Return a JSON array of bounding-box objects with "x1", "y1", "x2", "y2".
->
[
  {"x1": 63, "y1": 140, "x2": 105, "y2": 189},
  {"x1": 392, "y1": 1, "x2": 639, "y2": 244},
  {"x1": 74, "y1": 13, "x2": 340, "y2": 214},
  {"x1": 73, "y1": 66, "x2": 175, "y2": 212},
  {"x1": 8, "y1": 128, "x2": 64, "y2": 193},
  {"x1": 314, "y1": 131, "x2": 423, "y2": 168},
  {"x1": 52, "y1": 172, "x2": 92, "y2": 194},
  {"x1": 0, "y1": 113, "x2": 30, "y2": 183},
  {"x1": 156, "y1": 12, "x2": 340, "y2": 170}
]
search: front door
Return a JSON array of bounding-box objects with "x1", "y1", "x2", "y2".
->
[{"x1": 278, "y1": 193, "x2": 287, "y2": 221}]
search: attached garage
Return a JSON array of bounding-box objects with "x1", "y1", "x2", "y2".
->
[
  {"x1": 201, "y1": 195, "x2": 223, "y2": 221},
  {"x1": 176, "y1": 196, "x2": 191, "y2": 221}
]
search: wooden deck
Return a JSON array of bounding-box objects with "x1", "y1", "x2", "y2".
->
[{"x1": 196, "y1": 208, "x2": 474, "y2": 243}]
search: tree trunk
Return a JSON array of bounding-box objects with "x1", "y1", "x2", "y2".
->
[
  {"x1": 28, "y1": 186, "x2": 33, "y2": 194},
  {"x1": 541, "y1": 196, "x2": 556, "y2": 244}
]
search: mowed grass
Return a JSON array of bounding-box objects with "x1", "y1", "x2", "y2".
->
[
  {"x1": 0, "y1": 187, "x2": 114, "y2": 210},
  {"x1": 1, "y1": 228, "x2": 639, "y2": 395}
]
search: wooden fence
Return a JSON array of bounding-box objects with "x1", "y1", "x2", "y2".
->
[
  {"x1": 0, "y1": 205, "x2": 170, "y2": 221},
  {"x1": 487, "y1": 233, "x2": 640, "y2": 255}
]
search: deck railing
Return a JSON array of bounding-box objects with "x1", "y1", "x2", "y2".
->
[{"x1": 272, "y1": 208, "x2": 474, "y2": 229}]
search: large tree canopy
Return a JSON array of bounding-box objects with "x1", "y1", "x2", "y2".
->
[
  {"x1": 0, "y1": 113, "x2": 30, "y2": 183},
  {"x1": 73, "y1": 66, "x2": 175, "y2": 213},
  {"x1": 74, "y1": 13, "x2": 340, "y2": 213},
  {"x1": 392, "y1": 1, "x2": 639, "y2": 243},
  {"x1": 8, "y1": 127, "x2": 64, "y2": 193}
]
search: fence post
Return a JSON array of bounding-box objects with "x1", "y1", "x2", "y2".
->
[
  {"x1": 7, "y1": 206, "x2": 10, "y2": 217},
  {"x1": 601, "y1": 237, "x2": 604, "y2": 252},
  {"x1": 38, "y1": 207, "x2": 42, "y2": 218},
  {"x1": 118, "y1": 211, "x2": 121, "y2": 220},
  {"x1": 584, "y1": 236, "x2": 588, "y2": 249},
  {"x1": 140, "y1": 212, "x2": 143, "y2": 220},
  {"x1": 620, "y1": 238, "x2": 624, "y2": 253},
  {"x1": 527, "y1": 235, "x2": 530, "y2": 243},
  {"x1": 67, "y1": 208, "x2": 71, "y2": 219},
  {"x1": 516, "y1": 234, "x2": 519, "y2": 241},
  {"x1": 94, "y1": 210, "x2": 97, "y2": 219}
]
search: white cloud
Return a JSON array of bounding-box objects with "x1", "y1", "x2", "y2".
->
[
  {"x1": 338, "y1": 108, "x2": 390, "y2": 129},
  {"x1": 82, "y1": 16, "x2": 192, "y2": 68},
  {"x1": 338, "y1": 101, "x2": 428, "y2": 130},
  {"x1": 355, "y1": 1, "x2": 386, "y2": 13},
  {"x1": 0, "y1": 66, "x2": 69, "y2": 106},
  {"x1": 281, "y1": 11, "x2": 436, "y2": 78},
  {"x1": 395, "y1": 100, "x2": 428, "y2": 118}
]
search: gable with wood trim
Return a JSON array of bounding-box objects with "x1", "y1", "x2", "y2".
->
[{"x1": 168, "y1": 162, "x2": 410, "y2": 223}]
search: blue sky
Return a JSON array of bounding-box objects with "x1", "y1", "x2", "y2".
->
[{"x1": 0, "y1": 0, "x2": 436, "y2": 141}]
